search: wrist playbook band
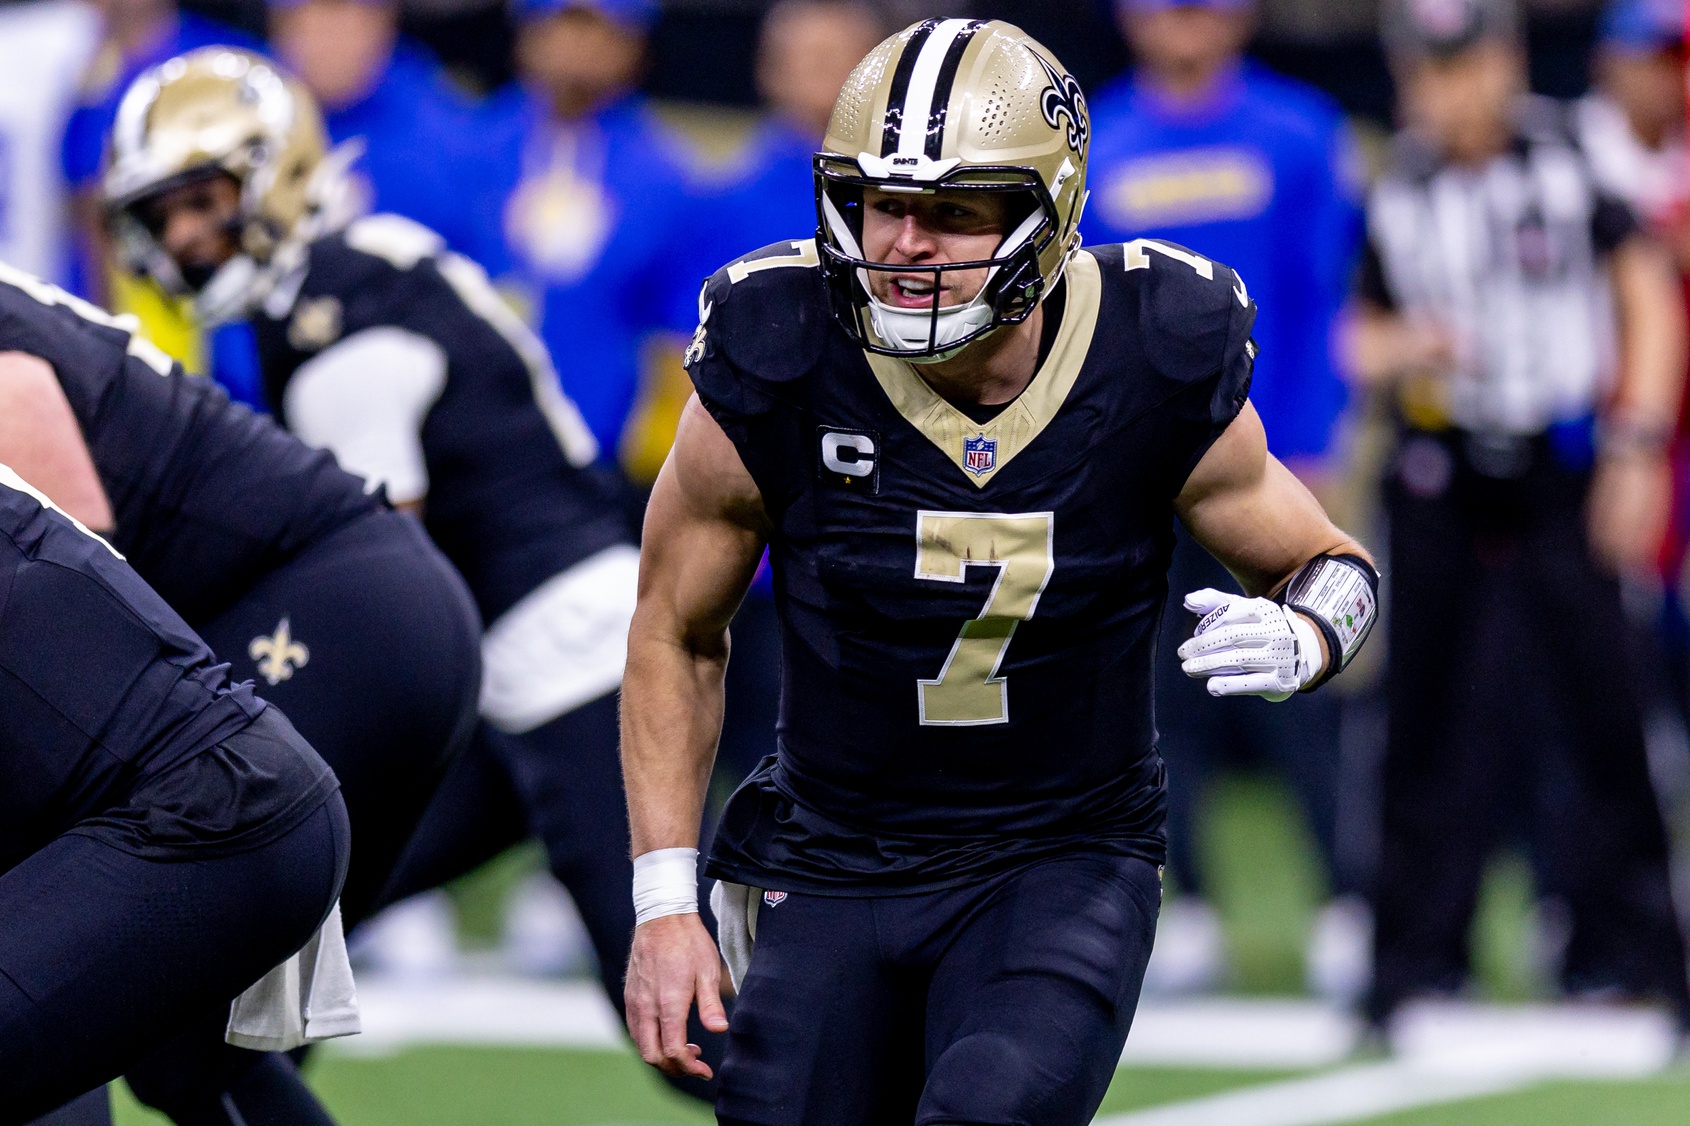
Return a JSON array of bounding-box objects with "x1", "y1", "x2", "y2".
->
[{"x1": 1279, "y1": 554, "x2": 1379, "y2": 691}]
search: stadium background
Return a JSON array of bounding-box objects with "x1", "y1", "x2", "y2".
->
[{"x1": 1, "y1": 0, "x2": 1687, "y2": 1121}]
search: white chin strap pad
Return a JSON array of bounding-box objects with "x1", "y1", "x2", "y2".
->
[{"x1": 194, "y1": 254, "x2": 261, "y2": 327}]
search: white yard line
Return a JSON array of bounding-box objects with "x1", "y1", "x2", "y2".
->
[
  {"x1": 1097, "y1": 1000, "x2": 1679, "y2": 1126},
  {"x1": 1094, "y1": 1061, "x2": 1532, "y2": 1126},
  {"x1": 334, "y1": 973, "x2": 1681, "y2": 1126}
]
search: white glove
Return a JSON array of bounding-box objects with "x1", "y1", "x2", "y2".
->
[{"x1": 1177, "y1": 589, "x2": 1324, "y2": 702}]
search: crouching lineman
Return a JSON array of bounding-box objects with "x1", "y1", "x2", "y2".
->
[
  {"x1": 621, "y1": 20, "x2": 1378, "y2": 1124},
  {"x1": 0, "y1": 262, "x2": 482, "y2": 1125},
  {"x1": 99, "y1": 47, "x2": 721, "y2": 1099},
  {"x1": 0, "y1": 467, "x2": 347, "y2": 1124}
]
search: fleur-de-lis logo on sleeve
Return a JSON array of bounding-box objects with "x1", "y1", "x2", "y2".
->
[
  {"x1": 1033, "y1": 52, "x2": 1089, "y2": 157},
  {"x1": 249, "y1": 618, "x2": 309, "y2": 686}
]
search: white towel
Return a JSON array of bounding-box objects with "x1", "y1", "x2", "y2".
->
[
  {"x1": 226, "y1": 901, "x2": 361, "y2": 1051},
  {"x1": 709, "y1": 880, "x2": 761, "y2": 993}
]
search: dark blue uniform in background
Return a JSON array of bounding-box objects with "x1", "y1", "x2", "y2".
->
[
  {"x1": 0, "y1": 263, "x2": 481, "y2": 1125},
  {"x1": 0, "y1": 472, "x2": 348, "y2": 1123},
  {"x1": 687, "y1": 236, "x2": 1257, "y2": 1124}
]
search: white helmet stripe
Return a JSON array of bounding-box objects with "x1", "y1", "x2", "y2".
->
[{"x1": 896, "y1": 18, "x2": 973, "y2": 157}]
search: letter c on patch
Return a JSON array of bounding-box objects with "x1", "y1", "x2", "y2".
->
[{"x1": 821, "y1": 431, "x2": 876, "y2": 477}]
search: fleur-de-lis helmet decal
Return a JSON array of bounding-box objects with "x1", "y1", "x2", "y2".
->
[{"x1": 1033, "y1": 51, "x2": 1089, "y2": 157}]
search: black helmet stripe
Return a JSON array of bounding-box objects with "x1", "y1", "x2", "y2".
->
[
  {"x1": 922, "y1": 20, "x2": 985, "y2": 160},
  {"x1": 880, "y1": 18, "x2": 982, "y2": 160},
  {"x1": 880, "y1": 19, "x2": 939, "y2": 157}
]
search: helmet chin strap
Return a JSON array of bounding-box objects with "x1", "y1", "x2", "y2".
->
[{"x1": 825, "y1": 191, "x2": 1047, "y2": 361}]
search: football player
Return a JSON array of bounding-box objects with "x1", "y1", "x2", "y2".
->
[
  {"x1": 0, "y1": 467, "x2": 347, "y2": 1123},
  {"x1": 621, "y1": 20, "x2": 1378, "y2": 1124},
  {"x1": 98, "y1": 48, "x2": 719, "y2": 1101},
  {"x1": 0, "y1": 262, "x2": 482, "y2": 1125}
]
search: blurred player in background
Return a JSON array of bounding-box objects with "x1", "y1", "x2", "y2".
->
[
  {"x1": 59, "y1": 0, "x2": 262, "y2": 304},
  {"x1": 1352, "y1": 0, "x2": 1690, "y2": 1036},
  {"x1": 1082, "y1": 0, "x2": 1366, "y2": 999},
  {"x1": 99, "y1": 46, "x2": 722, "y2": 1103},
  {"x1": 622, "y1": 20, "x2": 1378, "y2": 1123},
  {"x1": 465, "y1": 0, "x2": 700, "y2": 461},
  {"x1": 0, "y1": 468, "x2": 348, "y2": 1123},
  {"x1": 0, "y1": 259, "x2": 482, "y2": 1123}
]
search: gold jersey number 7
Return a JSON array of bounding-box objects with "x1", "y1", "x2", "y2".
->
[{"x1": 915, "y1": 510, "x2": 1056, "y2": 726}]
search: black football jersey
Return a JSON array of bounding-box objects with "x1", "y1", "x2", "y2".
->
[
  {"x1": 0, "y1": 472, "x2": 271, "y2": 868},
  {"x1": 250, "y1": 217, "x2": 631, "y2": 624},
  {"x1": 0, "y1": 264, "x2": 379, "y2": 626},
  {"x1": 689, "y1": 238, "x2": 1257, "y2": 893}
]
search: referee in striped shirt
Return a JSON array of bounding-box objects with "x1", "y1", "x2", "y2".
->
[{"x1": 1351, "y1": 0, "x2": 1690, "y2": 1033}]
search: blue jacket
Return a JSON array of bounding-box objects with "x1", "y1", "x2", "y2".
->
[
  {"x1": 322, "y1": 43, "x2": 480, "y2": 258},
  {"x1": 464, "y1": 89, "x2": 704, "y2": 454},
  {"x1": 1081, "y1": 62, "x2": 1362, "y2": 462}
]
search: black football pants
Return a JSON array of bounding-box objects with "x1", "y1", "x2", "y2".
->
[
  {"x1": 0, "y1": 782, "x2": 347, "y2": 1124},
  {"x1": 32, "y1": 509, "x2": 484, "y2": 1126},
  {"x1": 1370, "y1": 431, "x2": 1690, "y2": 1026},
  {"x1": 715, "y1": 852, "x2": 1161, "y2": 1126}
]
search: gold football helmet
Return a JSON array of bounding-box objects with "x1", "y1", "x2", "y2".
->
[
  {"x1": 103, "y1": 47, "x2": 352, "y2": 323},
  {"x1": 814, "y1": 18, "x2": 1090, "y2": 360}
]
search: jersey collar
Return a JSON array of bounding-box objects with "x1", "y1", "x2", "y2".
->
[{"x1": 861, "y1": 249, "x2": 1101, "y2": 489}]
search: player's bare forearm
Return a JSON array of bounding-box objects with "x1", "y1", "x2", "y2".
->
[
  {"x1": 1607, "y1": 237, "x2": 1687, "y2": 432},
  {"x1": 0, "y1": 351, "x2": 115, "y2": 532},
  {"x1": 621, "y1": 397, "x2": 769, "y2": 857},
  {"x1": 1175, "y1": 402, "x2": 1372, "y2": 597},
  {"x1": 623, "y1": 397, "x2": 762, "y2": 1079}
]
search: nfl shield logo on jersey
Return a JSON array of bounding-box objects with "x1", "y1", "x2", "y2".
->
[
  {"x1": 963, "y1": 433, "x2": 997, "y2": 476},
  {"x1": 763, "y1": 890, "x2": 788, "y2": 908}
]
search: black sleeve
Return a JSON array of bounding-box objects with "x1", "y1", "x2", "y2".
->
[
  {"x1": 1355, "y1": 237, "x2": 1397, "y2": 310},
  {"x1": 682, "y1": 253, "x2": 829, "y2": 515},
  {"x1": 1125, "y1": 241, "x2": 1258, "y2": 488},
  {"x1": 1591, "y1": 193, "x2": 1641, "y2": 257}
]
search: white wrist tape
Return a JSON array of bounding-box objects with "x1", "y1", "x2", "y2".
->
[{"x1": 633, "y1": 847, "x2": 699, "y2": 925}]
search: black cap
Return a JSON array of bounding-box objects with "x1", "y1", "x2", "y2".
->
[{"x1": 1383, "y1": 0, "x2": 1520, "y2": 58}]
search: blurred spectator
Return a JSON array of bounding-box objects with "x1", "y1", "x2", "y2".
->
[
  {"x1": 268, "y1": 0, "x2": 481, "y2": 256},
  {"x1": 704, "y1": 0, "x2": 885, "y2": 264},
  {"x1": 464, "y1": 0, "x2": 700, "y2": 459},
  {"x1": 1082, "y1": 0, "x2": 1366, "y2": 998},
  {"x1": 1353, "y1": 0, "x2": 1689, "y2": 1032},
  {"x1": 0, "y1": 0, "x2": 100, "y2": 284}
]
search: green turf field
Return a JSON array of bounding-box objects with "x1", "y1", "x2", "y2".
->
[
  {"x1": 106, "y1": 1048, "x2": 1690, "y2": 1125},
  {"x1": 101, "y1": 771, "x2": 1687, "y2": 1125}
]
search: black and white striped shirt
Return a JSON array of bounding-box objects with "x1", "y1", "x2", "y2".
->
[{"x1": 1359, "y1": 97, "x2": 1638, "y2": 436}]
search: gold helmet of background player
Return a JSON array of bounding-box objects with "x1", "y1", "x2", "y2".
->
[
  {"x1": 103, "y1": 47, "x2": 352, "y2": 324},
  {"x1": 814, "y1": 18, "x2": 1089, "y2": 361}
]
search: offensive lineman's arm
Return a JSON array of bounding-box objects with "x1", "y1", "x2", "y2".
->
[
  {"x1": 1174, "y1": 402, "x2": 1375, "y2": 693},
  {"x1": 621, "y1": 394, "x2": 769, "y2": 1080},
  {"x1": 0, "y1": 352, "x2": 114, "y2": 532}
]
